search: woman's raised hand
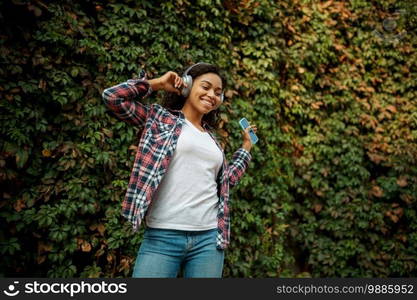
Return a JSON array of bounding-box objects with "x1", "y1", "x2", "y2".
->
[
  {"x1": 242, "y1": 124, "x2": 258, "y2": 152},
  {"x1": 148, "y1": 71, "x2": 187, "y2": 95}
]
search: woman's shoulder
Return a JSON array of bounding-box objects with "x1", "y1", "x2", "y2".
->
[{"x1": 149, "y1": 103, "x2": 181, "y2": 124}]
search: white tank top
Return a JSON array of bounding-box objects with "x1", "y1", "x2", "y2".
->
[{"x1": 145, "y1": 118, "x2": 223, "y2": 230}]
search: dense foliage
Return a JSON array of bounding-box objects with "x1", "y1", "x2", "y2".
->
[{"x1": 1, "y1": 0, "x2": 416, "y2": 277}]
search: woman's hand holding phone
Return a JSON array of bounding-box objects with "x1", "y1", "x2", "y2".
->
[{"x1": 240, "y1": 118, "x2": 258, "y2": 152}]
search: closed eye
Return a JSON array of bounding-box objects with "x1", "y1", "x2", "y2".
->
[
  {"x1": 202, "y1": 86, "x2": 221, "y2": 97},
  {"x1": 200, "y1": 80, "x2": 222, "y2": 96}
]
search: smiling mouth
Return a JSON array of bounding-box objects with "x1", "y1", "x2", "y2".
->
[{"x1": 201, "y1": 98, "x2": 214, "y2": 107}]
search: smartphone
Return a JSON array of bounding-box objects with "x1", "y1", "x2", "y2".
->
[{"x1": 239, "y1": 118, "x2": 258, "y2": 144}]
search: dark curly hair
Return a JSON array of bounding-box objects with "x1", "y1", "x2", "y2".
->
[{"x1": 161, "y1": 63, "x2": 227, "y2": 130}]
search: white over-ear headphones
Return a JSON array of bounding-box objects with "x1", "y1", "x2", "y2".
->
[{"x1": 181, "y1": 62, "x2": 224, "y2": 102}]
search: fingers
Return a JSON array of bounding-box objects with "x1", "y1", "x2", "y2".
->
[
  {"x1": 167, "y1": 71, "x2": 182, "y2": 89},
  {"x1": 174, "y1": 74, "x2": 181, "y2": 89},
  {"x1": 166, "y1": 72, "x2": 186, "y2": 95},
  {"x1": 244, "y1": 125, "x2": 257, "y2": 133},
  {"x1": 174, "y1": 75, "x2": 187, "y2": 89},
  {"x1": 172, "y1": 75, "x2": 181, "y2": 95}
]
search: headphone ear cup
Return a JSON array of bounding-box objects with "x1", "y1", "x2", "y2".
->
[{"x1": 181, "y1": 75, "x2": 193, "y2": 98}]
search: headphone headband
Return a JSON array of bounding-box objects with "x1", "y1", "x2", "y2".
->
[{"x1": 182, "y1": 62, "x2": 209, "y2": 77}]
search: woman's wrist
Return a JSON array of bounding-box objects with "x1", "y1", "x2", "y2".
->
[
  {"x1": 242, "y1": 142, "x2": 252, "y2": 152},
  {"x1": 148, "y1": 78, "x2": 162, "y2": 91}
]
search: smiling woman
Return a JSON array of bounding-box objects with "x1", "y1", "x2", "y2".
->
[{"x1": 102, "y1": 62, "x2": 257, "y2": 278}]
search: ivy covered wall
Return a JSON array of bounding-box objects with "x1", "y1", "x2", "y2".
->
[{"x1": 1, "y1": 0, "x2": 416, "y2": 277}]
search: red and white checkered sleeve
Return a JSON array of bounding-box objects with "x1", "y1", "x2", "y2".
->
[
  {"x1": 227, "y1": 148, "x2": 252, "y2": 188},
  {"x1": 102, "y1": 78, "x2": 152, "y2": 126}
]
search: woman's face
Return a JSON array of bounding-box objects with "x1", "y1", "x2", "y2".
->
[{"x1": 186, "y1": 72, "x2": 223, "y2": 115}]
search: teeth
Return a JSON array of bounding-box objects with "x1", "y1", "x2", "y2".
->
[{"x1": 202, "y1": 99, "x2": 213, "y2": 107}]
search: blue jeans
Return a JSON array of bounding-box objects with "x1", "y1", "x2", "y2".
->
[{"x1": 132, "y1": 227, "x2": 224, "y2": 278}]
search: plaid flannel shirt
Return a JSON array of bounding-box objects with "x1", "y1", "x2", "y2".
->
[{"x1": 102, "y1": 77, "x2": 252, "y2": 249}]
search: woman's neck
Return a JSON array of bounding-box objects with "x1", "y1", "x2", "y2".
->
[{"x1": 181, "y1": 104, "x2": 204, "y2": 129}]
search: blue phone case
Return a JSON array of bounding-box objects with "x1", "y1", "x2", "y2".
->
[{"x1": 239, "y1": 118, "x2": 258, "y2": 144}]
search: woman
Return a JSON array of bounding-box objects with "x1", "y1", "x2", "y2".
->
[{"x1": 102, "y1": 62, "x2": 257, "y2": 277}]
